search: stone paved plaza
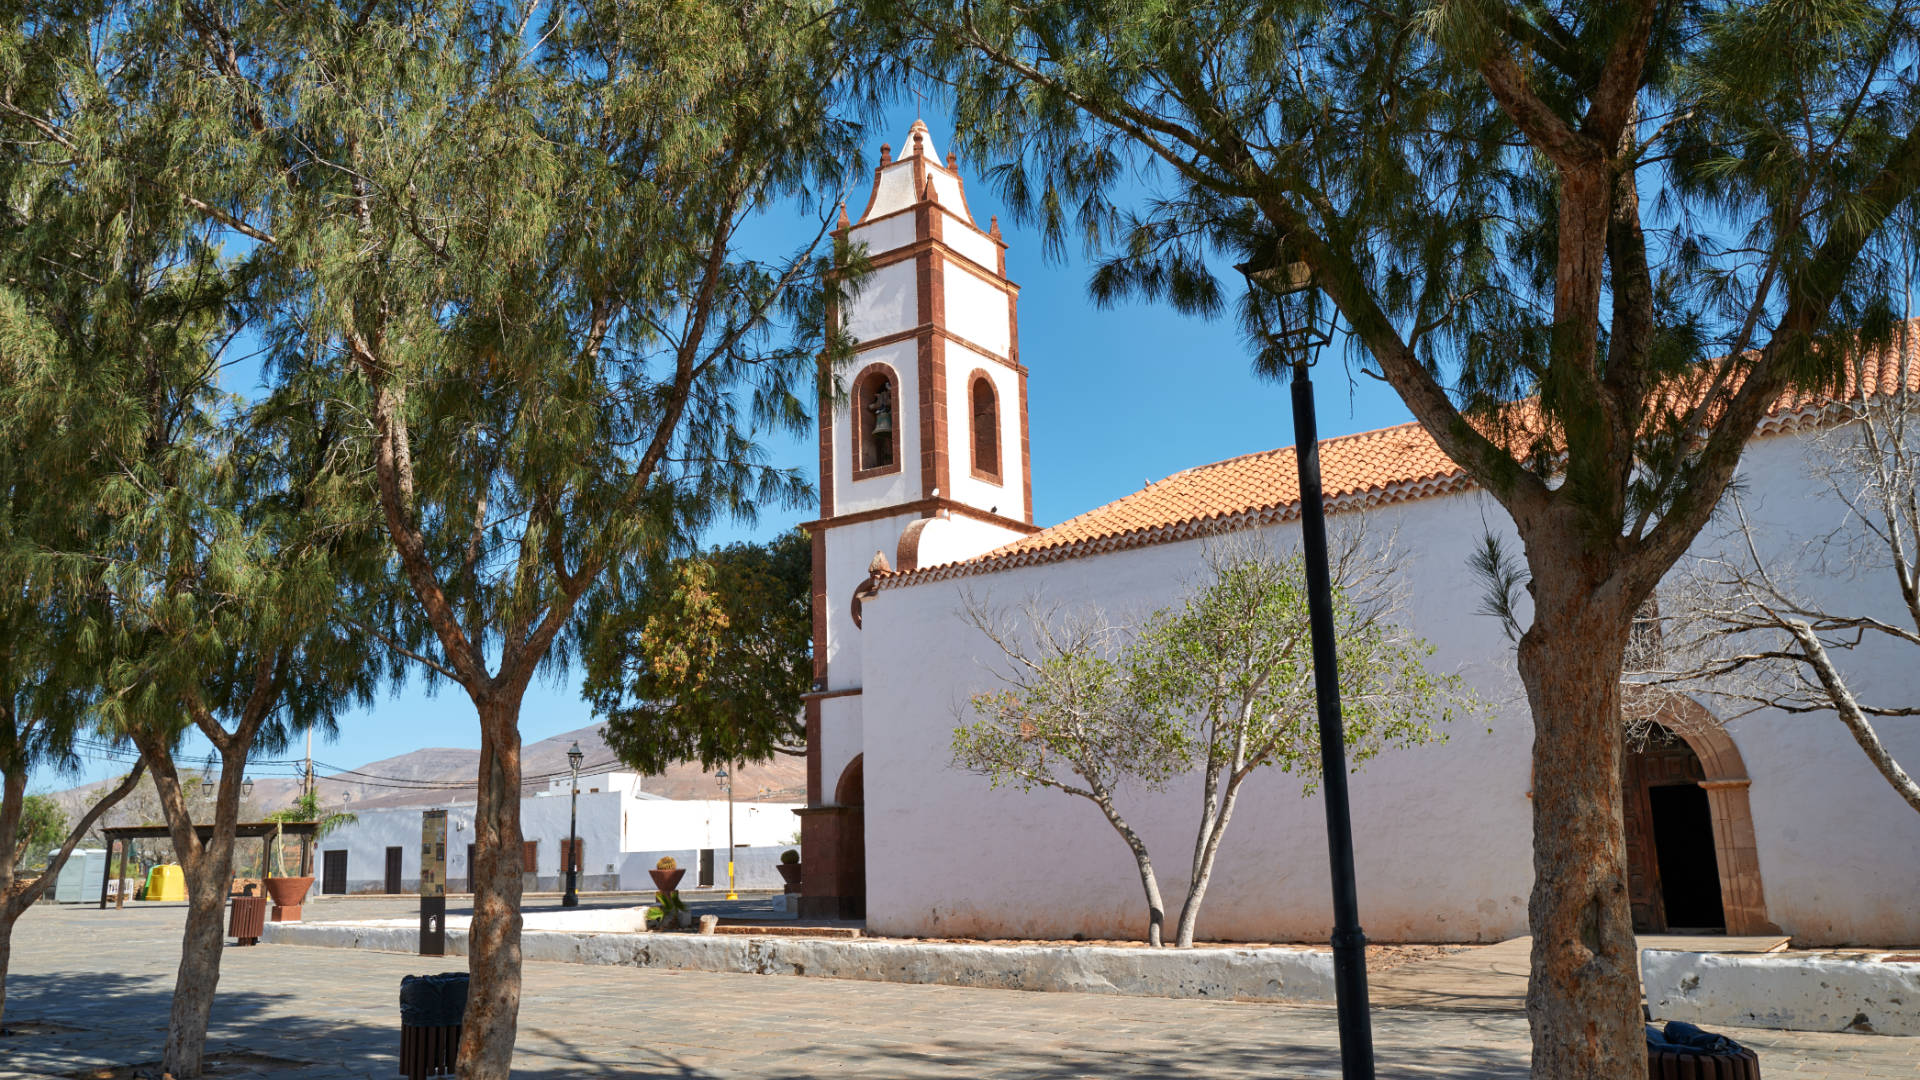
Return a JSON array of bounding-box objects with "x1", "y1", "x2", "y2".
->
[{"x1": 4, "y1": 900, "x2": 1915, "y2": 1078}]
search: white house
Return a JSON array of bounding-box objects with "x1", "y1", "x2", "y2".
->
[
  {"x1": 314, "y1": 770, "x2": 797, "y2": 894},
  {"x1": 795, "y1": 123, "x2": 1920, "y2": 946}
]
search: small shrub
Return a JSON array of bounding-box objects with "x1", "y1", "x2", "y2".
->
[
  {"x1": 655, "y1": 855, "x2": 677, "y2": 871},
  {"x1": 779, "y1": 849, "x2": 799, "y2": 865}
]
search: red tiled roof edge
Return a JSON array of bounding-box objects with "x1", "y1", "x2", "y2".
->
[{"x1": 873, "y1": 399, "x2": 1860, "y2": 592}]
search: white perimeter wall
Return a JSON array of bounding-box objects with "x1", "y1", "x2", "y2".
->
[
  {"x1": 316, "y1": 796, "x2": 801, "y2": 894},
  {"x1": 857, "y1": 424, "x2": 1920, "y2": 945}
]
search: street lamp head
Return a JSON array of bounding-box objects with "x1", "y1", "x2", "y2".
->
[
  {"x1": 200, "y1": 777, "x2": 215, "y2": 798},
  {"x1": 567, "y1": 741, "x2": 583, "y2": 772},
  {"x1": 242, "y1": 777, "x2": 254, "y2": 798}
]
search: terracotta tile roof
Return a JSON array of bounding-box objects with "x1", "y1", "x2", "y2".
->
[{"x1": 878, "y1": 336, "x2": 1920, "y2": 590}]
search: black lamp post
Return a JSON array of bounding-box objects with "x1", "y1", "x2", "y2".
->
[
  {"x1": 563, "y1": 741, "x2": 583, "y2": 907},
  {"x1": 1241, "y1": 257, "x2": 1377, "y2": 1080}
]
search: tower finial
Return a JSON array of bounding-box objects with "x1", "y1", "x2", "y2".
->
[
  {"x1": 989, "y1": 214, "x2": 1001, "y2": 239},
  {"x1": 837, "y1": 200, "x2": 850, "y2": 229},
  {"x1": 879, "y1": 142, "x2": 892, "y2": 165}
]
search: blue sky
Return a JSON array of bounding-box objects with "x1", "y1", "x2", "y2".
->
[{"x1": 38, "y1": 102, "x2": 1418, "y2": 793}]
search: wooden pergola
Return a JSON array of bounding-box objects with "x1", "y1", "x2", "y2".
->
[{"x1": 97, "y1": 821, "x2": 321, "y2": 910}]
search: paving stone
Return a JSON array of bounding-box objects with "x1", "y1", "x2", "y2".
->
[{"x1": 3, "y1": 902, "x2": 1916, "y2": 1078}]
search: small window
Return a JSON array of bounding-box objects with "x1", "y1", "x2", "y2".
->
[
  {"x1": 970, "y1": 374, "x2": 999, "y2": 480},
  {"x1": 854, "y1": 367, "x2": 899, "y2": 473}
]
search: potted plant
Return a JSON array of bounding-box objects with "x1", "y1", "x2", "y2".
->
[
  {"x1": 648, "y1": 854, "x2": 686, "y2": 893},
  {"x1": 260, "y1": 821, "x2": 314, "y2": 921},
  {"x1": 648, "y1": 856, "x2": 689, "y2": 928},
  {"x1": 775, "y1": 848, "x2": 802, "y2": 888}
]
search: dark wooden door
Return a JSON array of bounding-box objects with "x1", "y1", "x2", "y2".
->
[
  {"x1": 384, "y1": 846, "x2": 403, "y2": 893},
  {"x1": 321, "y1": 850, "x2": 347, "y2": 895},
  {"x1": 1624, "y1": 726, "x2": 1720, "y2": 933},
  {"x1": 466, "y1": 843, "x2": 475, "y2": 891},
  {"x1": 698, "y1": 848, "x2": 715, "y2": 887},
  {"x1": 1623, "y1": 747, "x2": 1666, "y2": 932}
]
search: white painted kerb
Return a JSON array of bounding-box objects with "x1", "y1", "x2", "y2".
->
[
  {"x1": 263, "y1": 919, "x2": 1335, "y2": 1003},
  {"x1": 1644, "y1": 949, "x2": 1920, "y2": 1036}
]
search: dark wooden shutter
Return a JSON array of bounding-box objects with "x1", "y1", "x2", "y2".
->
[{"x1": 522, "y1": 840, "x2": 538, "y2": 875}]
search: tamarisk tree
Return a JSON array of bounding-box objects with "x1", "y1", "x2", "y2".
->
[
  {"x1": 149, "y1": 1, "x2": 866, "y2": 1072},
  {"x1": 882, "y1": 1, "x2": 1920, "y2": 1069}
]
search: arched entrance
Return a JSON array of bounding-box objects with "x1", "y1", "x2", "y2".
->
[
  {"x1": 1622, "y1": 698, "x2": 1779, "y2": 935},
  {"x1": 795, "y1": 755, "x2": 866, "y2": 920},
  {"x1": 834, "y1": 755, "x2": 866, "y2": 920}
]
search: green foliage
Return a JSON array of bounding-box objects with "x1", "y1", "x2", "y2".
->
[
  {"x1": 655, "y1": 889, "x2": 687, "y2": 916},
  {"x1": 264, "y1": 792, "x2": 358, "y2": 841},
  {"x1": 954, "y1": 608, "x2": 1189, "y2": 800},
  {"x1": 585, "y1": 530, "x2": 812, "y2": 773},
  {"x1": 880, "y1": 0, "x2": 1920, "y2": 574},
  {"x1": 780, "y1": 848, "x2": 800, "y2": 865},
  {"x1": 15, "y1": 794, "x2": 65, "y2": 869},
  {"x1": 1129, "y1": 545, "x2": 1462, "y2": 797}
]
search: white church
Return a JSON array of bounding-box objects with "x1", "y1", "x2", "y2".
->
[{"x1": 793, "y1": 122, "x2": 1920, "y2": 947}]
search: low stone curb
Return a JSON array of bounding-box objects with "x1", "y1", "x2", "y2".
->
[
  {"x1": 1644, "y1": 949, "x2": 1920, "y2": 1037},
  {"x1": 262, "y1": 920, "x2": 1336, "y2": 1004}
]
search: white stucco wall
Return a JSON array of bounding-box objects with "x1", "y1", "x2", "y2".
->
[
  {"x1": 822, "y1": 511, "x2": 921, "y2": 688},
  {"x1": 818, "y1": 694, "x2": 864, "y2": 805},
  {"x1": 860, "y1": 490, "x2": 1533, "y2": 943},
  {"x1": 854, "y1": 423, "x2": 1920, "y2": 945},
  {"x1": 845, "y1": 261, "x2": 916, "y2": 348},
  {"x1": 943, "y1": 261, "x2": 1011, "y2": 359},
  {"x1": 942, "y1": 210, "x2": 997, "y2": 271},
  {"x1": 1693, "y1": 434, "x2": 1920, "y2": 945},
  {"x1": 850, "y1": 213, "x2": 914, "y2": 258}
]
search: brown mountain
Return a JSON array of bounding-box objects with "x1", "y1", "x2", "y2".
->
[{"x1": 51, "y1": 724, "x2": 805, "y2": 821}]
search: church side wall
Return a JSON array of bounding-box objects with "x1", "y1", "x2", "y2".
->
[
  {"x1": 860, "y1": 490, "x2": 1537, "y2": 943},
  {"x1": 858, "y1": 427, "x2": 1920, "y2": 946},
  {"x1": 1708, "y1": 433, "x2": 1920, "y2": 946}
]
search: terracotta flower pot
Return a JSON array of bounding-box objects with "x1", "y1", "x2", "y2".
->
[
  {"x1": 262, "y1": 875, "x2": 313, "y2": 922},
  {"x1": 775, "y1": 862, "x2": 802, "y2": 887},
  {"x1": 648, "y1": 868, "x2": 686, "y2": 893}
]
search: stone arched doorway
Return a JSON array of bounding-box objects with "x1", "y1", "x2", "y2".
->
[
  {"x1": 834, "y1": 756, "x2": 865, "y2": 919},
  {"x1": 1623, "y1": 697, "x2": 1779, "y2": 935},
  {"x1": 796, "y1": 755, "x2": 866, "y2": 920}
]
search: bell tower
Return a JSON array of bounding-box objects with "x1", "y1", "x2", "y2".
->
[{"x1": 797, "y1": 122, "x2": 1038, "y2": 918}]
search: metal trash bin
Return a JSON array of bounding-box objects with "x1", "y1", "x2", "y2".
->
[
  {"x1": 1647, "y1": 1021, "x2": 1761, "y2": 1079},
  {"x1": 399, "y1": 972, "x2": 469, "y2": 1079},
  {"x1": 229, "y1": 896, "x2": 268, "y2": 946}
]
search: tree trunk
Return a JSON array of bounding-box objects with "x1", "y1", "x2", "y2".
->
[
  {"x1": 1174, "y1": 771, "x2": 1245, "y2": 948},
  {"x1": 1517, "y1": 570, "x2": 1643, "y2": 1080},
  {"x1": 0, "y1": 905, "x2": 15, "y2": 1030},
  {"x1": 1089, "y1": 793, "x2": 1165, "y2": 947},
  {"x1": 165, "y1": 857, "x2": 234, "y2": 1077},
  {"x1": 136, "y1": 731, "x2": 244, "y2": 1080},
  {"x1": 459, "y1": 700, "x2": 524, "y2": 1080}
]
